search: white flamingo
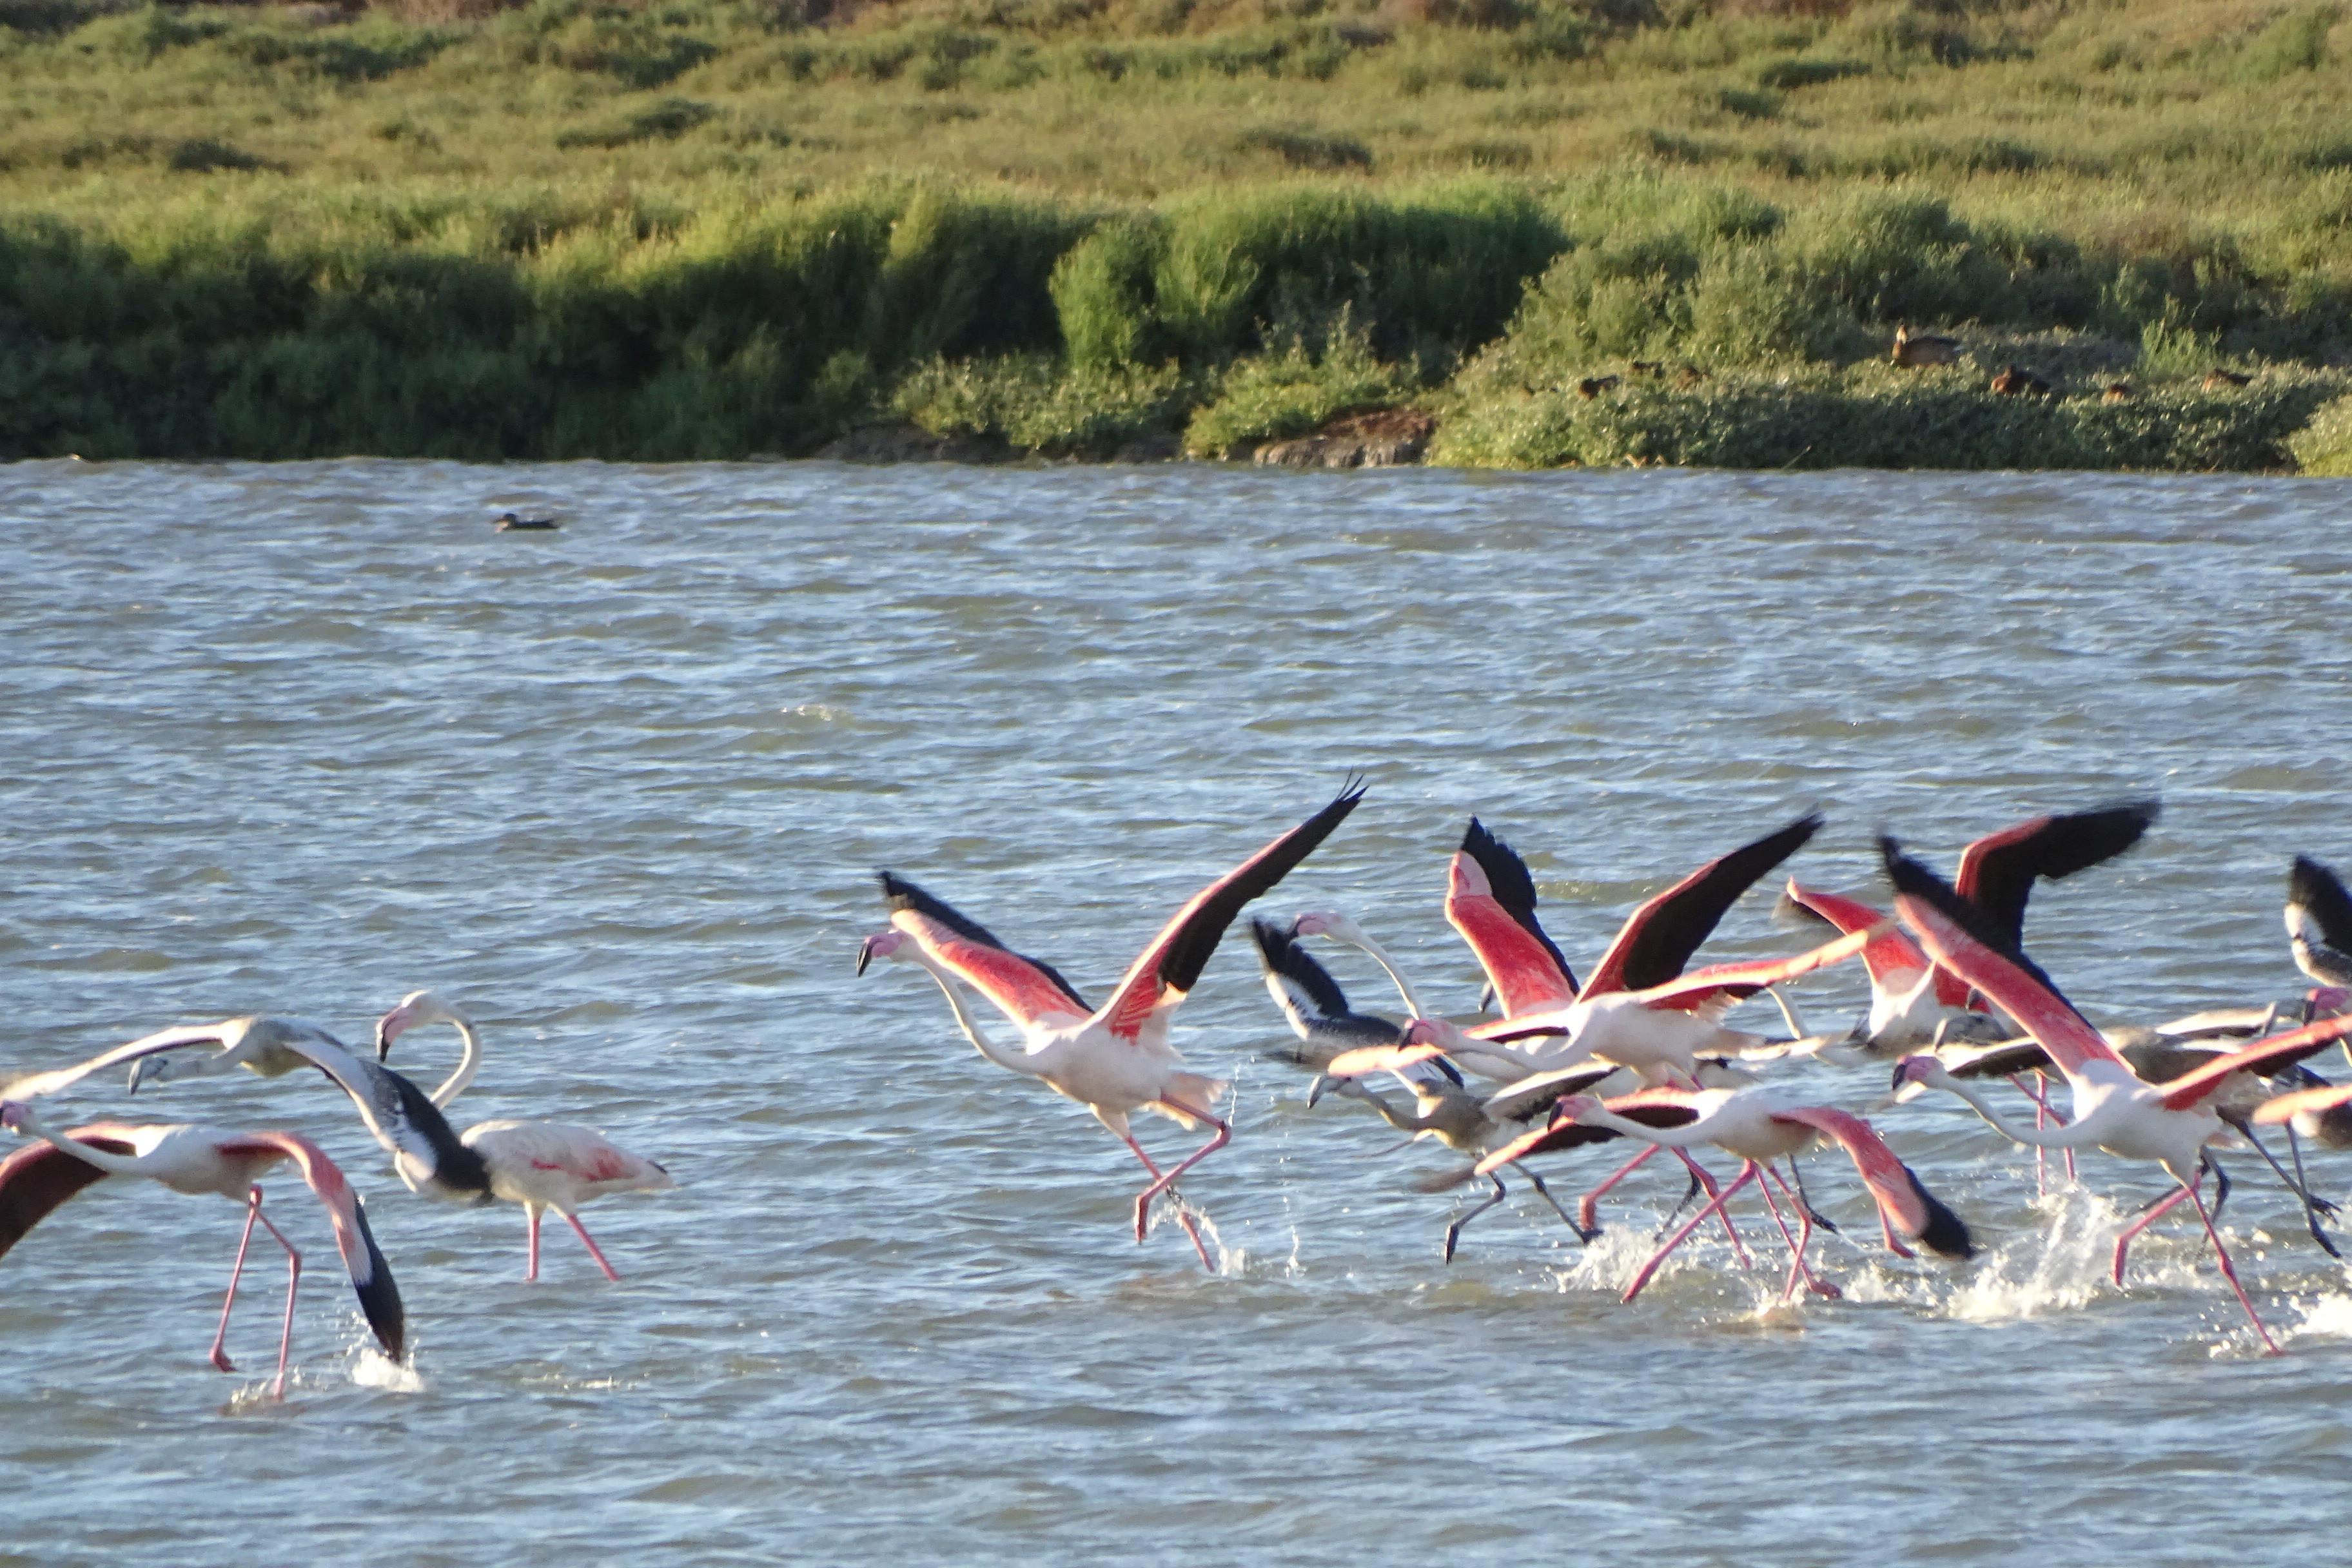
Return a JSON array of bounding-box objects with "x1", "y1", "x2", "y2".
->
[
  {"x1": 1480, "y1": 1084, "x2": 1975, "y2": 1303},
  {"x1": 373, "y1": 990, "x2": 676, "y2": 1282},
  {"x1": 0, "y1": 1099, "x2": 404, "y2": 1398},
  {"x1": 856, "y1": 781, "x2": 1365, "y2": 1271}
]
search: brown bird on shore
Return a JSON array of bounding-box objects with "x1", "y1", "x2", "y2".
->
[
  {"x1": 1890, "y1": 324, "x2": 1961, "y2": 368},
  {"x1": 2102, "y1": 381, "x2": 2135, "y2": 403},
  {"x1": 1576, "y1": 375, "x2": 1621, "y2": 399},
  {"x1": 2203, "y1": 367, "x2": 2252, "y2": 389},
  {"x1": 1990, "y1": 364, "x2": 2052, "y2": 398}
]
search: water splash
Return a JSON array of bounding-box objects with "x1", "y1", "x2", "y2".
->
[{"x1": 353, "y1": 1348, "x2": 427, "y2": 1394}]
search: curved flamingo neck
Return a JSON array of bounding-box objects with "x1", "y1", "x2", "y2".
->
[
  {"x1": 1930, "y1": 1072, "x2": 2092, "y2": 1149},
  {"x1": 1338, "y1": 930, "x2": 1427, "y2": 1020},
  {"x1": 906, "y1": 949, "x2": 1046, "y2": 1078},
  {"x1": 431, "y1": 1015, "x2": 482, "y2": 1109}
]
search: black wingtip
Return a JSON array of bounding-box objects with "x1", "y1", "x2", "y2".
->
[
  {"x1": 349, "y1": 1199, "x2": 407, "y2": 1360},
  {"x1": 1772, "y1": 886, "x2": 1839, "y2": 934},
  {"x1": 1906, "y1": 1166, "x2": 1976, "y2": 1259}
]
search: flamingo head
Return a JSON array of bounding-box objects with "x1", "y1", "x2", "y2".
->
[
  {"x1": 1293, "y1": 910, "x2": 1364, "y2": 945},
  {"x1": 375, "y1": 989, "x2": 463, "y2": 1061},
  {"x1": 0, "y1": 1099, "x2": 26, "y2": 1132},
  {"x1": 856, "y1": 929, "x2": 906, "y2": 976},
  {"x1": 1398, "y1": 1018, "x2": 1453, "y2": 1050},
  {"x1": 1549, "y1": 1092, "x2": 1608, "y2": 1124},
  {"x1": 1888, "y1": 1054, "x2": 1943, "y2": 1102},
  {"x1": 2308, "y1": 986, "x2": 2351, "y2": 1021}
]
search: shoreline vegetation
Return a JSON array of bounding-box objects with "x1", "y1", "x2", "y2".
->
[{"x1": 4, "y1": 0, "x2": 2352, "y2": 471}]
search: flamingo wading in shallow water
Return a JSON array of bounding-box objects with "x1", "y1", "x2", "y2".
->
[
  {"x1": 0, "y1": 1099, "x2": 404, "y2": 1399},
  {"x1": 373, "y1": 990, "x2": 677, "y2": 1282},
  {"x1": 856, "y1": 781, "x2": 1367, "y2": 1270},
  {"x1": 1881, "y1": 839, "x2": 2352, "y2": 1355}
]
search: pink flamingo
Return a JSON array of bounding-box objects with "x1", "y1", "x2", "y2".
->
[
  {"x1": 373, "y1": 990, "x2": 676, "y2": 1282},
  {"x1": 1883, "y1": 838, "x2": 2352, "y2": 1355},
  {"x1": 856, "y1": 781, "x2": 1364, "y2": 1270},
  {"x1": 1480, "y1": 1084, "x2": 1974, "y2": 1302},
  {"x1": 0, "y1": 1099, "x2": 405, "y2": 1398},
  {"x1": 1781, "y1": 799, "x2": 2159, "y2": 1055}
]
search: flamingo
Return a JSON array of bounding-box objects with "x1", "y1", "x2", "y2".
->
[
  {"x1": 18, "y1": 1012, "x2": 668, "y2": 1282},
  {"x1": 1308, "y1": 1063, "x2": 1617, "y2": 1259},
  {"x1": 1480, "y1": 1084, "x2": 1974, "y2": 1302},
  {"x1": 373, "y1": 990, "x2": 676, "y2": 1282},
  {"x1": 1881, "y1": 839, "x2": 2352, "y2": 1354},
  {"x1": 1404, "y1": 811, "x2": 1832, "y2": 1084},
  {"x1": 1249, "y1": 916, "x2": 1448, "y2": 1084},
  {"x1": 0, "y1": 1099, "x2": 404, "y2": 1398},
  {"x1": 1779, "y1": 799, "x2": 2159, "y2": 1055},
  {"x1": 856, "y1": 781, "x2": 1365, "y2": 1270}
]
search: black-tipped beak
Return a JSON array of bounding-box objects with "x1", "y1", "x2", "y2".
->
[
  {"x1": 375, "y1": 1028, "x2": 393, "y2": 1063},
  {"x1": 1889, "y1": 1061, "x2": 1908, "y2": 1093},
  {"x1": 1306, "y1": 1074, "x2": 1330, "y2": 1109},
  {"x1": 855, "y1": 937, "x2": 877, "y2": 977}
]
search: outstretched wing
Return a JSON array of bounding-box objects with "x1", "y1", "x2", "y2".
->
[
  {"x1": 1883, "y1": 837, "x2": 2126, "y2": 1087},
  {"x1": 0, "y1": 1023, "x2": 236, "y2": 1104},
  {"x1": 261, "y1": 1032, "x2": 491, "y2": 1199},
  {"x1": 1954, "y1": 801, "x2": 2159, "y2": 947},
  {"x1": 2288, "y1": 856, "x2": 2352, "y2": 985},
  {"x1": 878, "y1": 872, "x2": 1092, "y2": 1033},
  {"x1": 213, "y1": 1132, "x2": 404, "y2": 1360},
  {"x1": 1474, "y1": 1088, "x2": 1701, "y2": 1175},
  {"x1": 1092, "y1": 780, "x2": 1367, "y2": 1045},
  {"x1": 1765, "y1": 1106, "x2": 1973, "y2": 1259},
  {"x1": 2254, "y1": 1081, "x2": 2352, "y2": 1126},
  {"x1": 1620, "y1": 928, "x2": 1874, "y2": 1018},
  {"x1": 0, "y1": 1133, "x2": 135, "y2": 1262},
  {"x1": 1445, "y1": 818, "x2": 1578, "y2": 1015},
  {"x1": 1478, "y1": 1063, "x2": 1619, "y2": 1124},
  {"x1": 1251, "y1": 917, "x2": 1355, "y2": 1035},
  {"x1": 2156, "y1": 1014, "x2": 2352, "y2": 1113},
  {"x1": 1580, "y1": 813, "x2": 1824, "y2": 999},
  {"x1": 1779, "y1": 881, "x2": 1931, "y2": 989}
]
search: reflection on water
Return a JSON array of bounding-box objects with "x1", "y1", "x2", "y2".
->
[{"x1": 3, "y1": 459, "x2": 2351, "y2": 1565}]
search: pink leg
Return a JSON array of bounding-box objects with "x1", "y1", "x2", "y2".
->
[
  {"x1": 245, "y1": 1200, "x2": 303, "y2": 1401},
  {"x1": 1577, "y1": 1143, "x2": 1662, "y2": 1234},
  {"x1": 562, "y1": 1211, "x2": 622, "y2": 1282},
  {"x1": 1624, "y1": 1162, "x2": 1758, "y2": 1304},
  {"x1": 2112, "y1": 1184, "x2": 2195, "y2": 1286},
  {"x1": 1131, "y1": 1105, "x2": 1230, "y2": 1250},
  {"x1": 1119, "y1": 1129, "x2": 1213, "y2": 1272},
  {"x1": 1675, "y1": 1149, "x2": 1752, "y2": 1268},
  {"x1": 2012, "y1": 1073, "x2": 2050, "y2": 1196},
  {"x1": 526, "y1": 1205, "x2": 542, "y2": 1282},
  {"x1": 210, "y1": 1188, "x2": 265, "y2": 1374},
  {"x1": 1760, "y1": 1164, "x2": 1840, "y2": 1300},
  {"x1": 2186, "y1": 1176, "x2": 2281, "y2": 1355}
]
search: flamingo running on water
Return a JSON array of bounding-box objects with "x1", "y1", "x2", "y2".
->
[
  {"x1": 1881, "y1": 840, "x2": 2352, "y2": 1354},
  {"x1": 373, "y1": 991, "x2": 676, "y2": 1281},
  {"x1": 1480, "y1": 1084, "x2": 1974, "y2": 1302},
  {"x1": 856, "y1": 781, "x2": 1366, "y2": 1271},
  {"x1": 1779, "y1": 799, "x2": 2159, "y2": 1056},
  {"x1": 0, "y1": 1099, "x2": 404, "y2": 1398},
  {"x1": 1248, "y1": 916, "x2": 1447, "y2": 1084}
]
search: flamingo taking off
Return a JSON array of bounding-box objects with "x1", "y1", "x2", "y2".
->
[
  {"x1": 1779, "y1": 799, "x2": 2159, "y2": 1055},
  {"x1": 1882, "y1": 839, "x2": 2352, "y2": 1354},
  {"x1": 1481, "y1": 1084, "x2": 1974, "y2": 1302},
  {"x1": 373, "y1": 990, "x2": 676, "y2": 1282},
  {"x1": 856, "y1": 781, "x2": 1366, "y2": 1270},
  {"x1": 1404, "y1": 812, "x2": 1834, "y2": 1086},
  {"x1": 0, "y1": 1099, "x2": 404, "y2": 1398}
]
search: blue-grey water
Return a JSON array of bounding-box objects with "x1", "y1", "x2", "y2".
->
[{"x1": 3, "y1": 460, "x2": 2351, "y2": 1567}]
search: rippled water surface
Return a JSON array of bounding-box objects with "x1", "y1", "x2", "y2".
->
[{"x1": 5, "y1": 460, "x2": 2352, "y2": 1567}]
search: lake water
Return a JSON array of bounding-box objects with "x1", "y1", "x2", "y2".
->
[{"x1": 3, "y1": 459, "x2": 2351, "y2": 1567}]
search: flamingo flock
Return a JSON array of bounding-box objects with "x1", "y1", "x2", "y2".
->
[{"x1": 6, "y1": 783, "x2": 2352, "y2": 1393}]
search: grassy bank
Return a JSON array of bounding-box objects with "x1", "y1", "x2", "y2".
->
[{"x1": 3, "y1": 0, "x2": 2351, "y2": 467}]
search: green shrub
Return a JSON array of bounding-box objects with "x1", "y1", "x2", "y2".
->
[
  {"x1": 2288, "y1": 390, "x2": 2352, "y2": 475},
  {"x1": 1182, "y1": 318, "x2": 1416, "y2": 455}
]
